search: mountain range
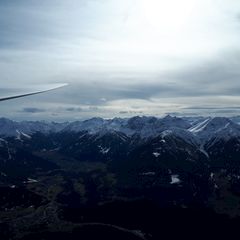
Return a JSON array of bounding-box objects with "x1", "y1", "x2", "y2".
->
[
  {"x1": 1, "y1": 115, "x2": 240, "y2": 152},
  {"x1": 1, "y1": 115, "x2": 240, "y2": 140},
  {"x1": 1, "y1": 115, "x2": 240, "y2": 239}
]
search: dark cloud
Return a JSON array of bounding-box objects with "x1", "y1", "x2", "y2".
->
[
  {"x1": 65, "y1": 107, "x2": 83, "y2": 112},
  {"x1": 119, "y1": 110, "x2": 143, "y2": 114},
  {"x1": 21, "y1": 107, "x2": 46, "y2": 113}
]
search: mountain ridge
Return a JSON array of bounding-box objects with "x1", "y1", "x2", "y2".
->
[{"x1": 1, "y1": 116, "x2": 240, "y2": 146}]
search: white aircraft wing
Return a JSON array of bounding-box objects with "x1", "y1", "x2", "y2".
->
[{"x1": 0, "y1": 83, "x2": 67, "y2": 102}]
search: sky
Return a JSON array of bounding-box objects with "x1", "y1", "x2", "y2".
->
[{"x1": 1, "y1": 0, "x2": 240, "y2": 121}]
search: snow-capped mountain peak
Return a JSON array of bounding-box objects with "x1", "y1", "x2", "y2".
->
[
  {"x1": 189, "y1": 117, "x2": 240, "y2": 143},
  {"x1": 0, "y1": 116, "x2": 240, "y2": 147}
]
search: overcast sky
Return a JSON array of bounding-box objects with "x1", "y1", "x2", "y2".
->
[{"x1": 1, "y1": 0, "x2": 240, "y2": 121}]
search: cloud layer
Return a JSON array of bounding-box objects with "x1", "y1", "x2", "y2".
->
[{"x1": 1, "y1": 0, "x2": 240, "y2": 120}]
